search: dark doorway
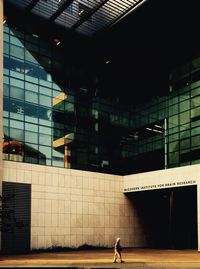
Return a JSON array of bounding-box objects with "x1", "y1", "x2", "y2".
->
[
  {"x1": 1, "y1": 182, "x2": 31, "y2": 254},
  {"x1": 126, "y1": 186, "x2": 197, "y2": 249},
  {"x1": 171, "y1": 186, "x2": 197, "y2": 249}
]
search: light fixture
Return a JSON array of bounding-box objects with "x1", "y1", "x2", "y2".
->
[
  {"x1": 146, "y1": 127, "x2": 163, "y2": 133},
  {"x1": 78, "y1": 9, "x2": 84, "y2": 16},
  {"x1": 3, "y1": 15, "x2": 7, "y2": 24},
  {"x1": 53, "y1": 38, "x2": 61, "y2": 46},
  {"x1": 146, "y1": 127, "x2": 153, "y2": 131},
  {"x1": 105, "y1": 60, "x2": 110, "y2": 64},
  {"x1": 154, "y1": 124, "x2": 163, "y2": 129},
  {"x1": 32, "y1": 33, "x2": 39, "y2": 38}
]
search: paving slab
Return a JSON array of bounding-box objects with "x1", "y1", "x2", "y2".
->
[{"x1": 1, "y1": 248, "x2": 200, "y2": 268}]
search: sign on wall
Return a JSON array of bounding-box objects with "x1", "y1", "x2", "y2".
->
[{"x1": 124, "y1": 180, "x2": 197, "y2": 192}]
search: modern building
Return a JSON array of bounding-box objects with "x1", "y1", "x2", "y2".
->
[{"x1": 1, "y1": 0, "x2": 200, "y2": 254}]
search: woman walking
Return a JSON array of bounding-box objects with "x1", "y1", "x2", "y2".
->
[{"x1": 113, "y1": 237, "x2": 124, "y2": 263}]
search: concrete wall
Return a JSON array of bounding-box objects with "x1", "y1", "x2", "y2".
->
[
  {"x1": 2, "y1": 160, "x2": 143, "y2": 250},
  {"x1": 2, "y1": 161, "x2": 200, "y2": 251}
]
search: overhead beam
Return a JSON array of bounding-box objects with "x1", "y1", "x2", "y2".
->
[
  {"x1": 71, "y1": 0, "x2": 110, "y2": 30},
  {"x1": 50, "y1": 0, "x2": 75, "y2": 22},
  {"x1": 26, "y1": 0, "x2": 40, "y2": 12}
]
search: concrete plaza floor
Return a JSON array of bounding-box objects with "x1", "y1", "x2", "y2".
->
[{"x1": 1, "y1": 248, "x2": 200, "y2": 268}]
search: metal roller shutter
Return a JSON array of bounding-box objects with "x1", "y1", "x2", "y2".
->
[{"x1": 2, "y1": 182, "x2": 31, "y2": 254}]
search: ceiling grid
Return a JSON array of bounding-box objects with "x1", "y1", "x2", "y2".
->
[{"x1": 5, "y1": 0, "x2": 147, "y2": 36}]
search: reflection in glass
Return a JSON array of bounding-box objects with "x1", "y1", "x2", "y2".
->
[{"x1": 7, "y1": 22, "x2": 200, "y2": 174}]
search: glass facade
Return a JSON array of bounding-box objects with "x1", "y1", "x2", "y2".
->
[
  {"x1": 168, "y1": 57, "x2": 200, "y2": 167},
  {"x1": 3, "y1": 23, "x2": 140, "y2": 175},
  {"x1": 4, "y1": 22, "x2": 200, "y2": 175}
]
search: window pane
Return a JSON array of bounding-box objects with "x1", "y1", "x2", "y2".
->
[
  {"x1": 25, "y1": 91, "x2": 38, "y2": 104},
  {"x1": 39, "y1": 134, "x2": 51, "y2": 146},
  {"x1": 39, "y1": 95, "x2": 52, "y2": 107},
  {"x1": 10, "y1": 128, "x2": 24, "y2": 141},
  {"x1": 10, "y1": 44, "x2": 24, "y2": 59},
  {"x1": 25, "y1": 131, "x2": 38, "y2": 143},
  {"x1": 25, "y1": 122, "x2": 38, "y2": 132},
  {"x1": 39, "y1": 145, "x2": 51, "y2": 159},
  {"x1": 10, "y1": 86, "x2": 24, "y2": 100}
]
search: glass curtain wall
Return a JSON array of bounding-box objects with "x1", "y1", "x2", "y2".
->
[
  {"x1": 6, "y1": 23, "x2": 200, "y2": 175},
  {"x1": 168, "y1": 56, "x2": 200, "y2": 168},
  {"x1": 3, "y1": 23, "x2": 141, "y2": 175},
  {"x1": 129, "y1": 54, "x2": 200, "y2": 171}
]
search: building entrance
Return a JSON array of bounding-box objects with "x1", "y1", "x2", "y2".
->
[{"x1": 127, "y1": 186, "x2": 197, "y2": 249}]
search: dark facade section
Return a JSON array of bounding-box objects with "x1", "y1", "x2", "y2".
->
[
  {"x1": 127, "y1": 186, "x2": 198, "y2": 249},
  {"x1": 1, "y1": 182, "x2": 31, "y2": 254}
]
